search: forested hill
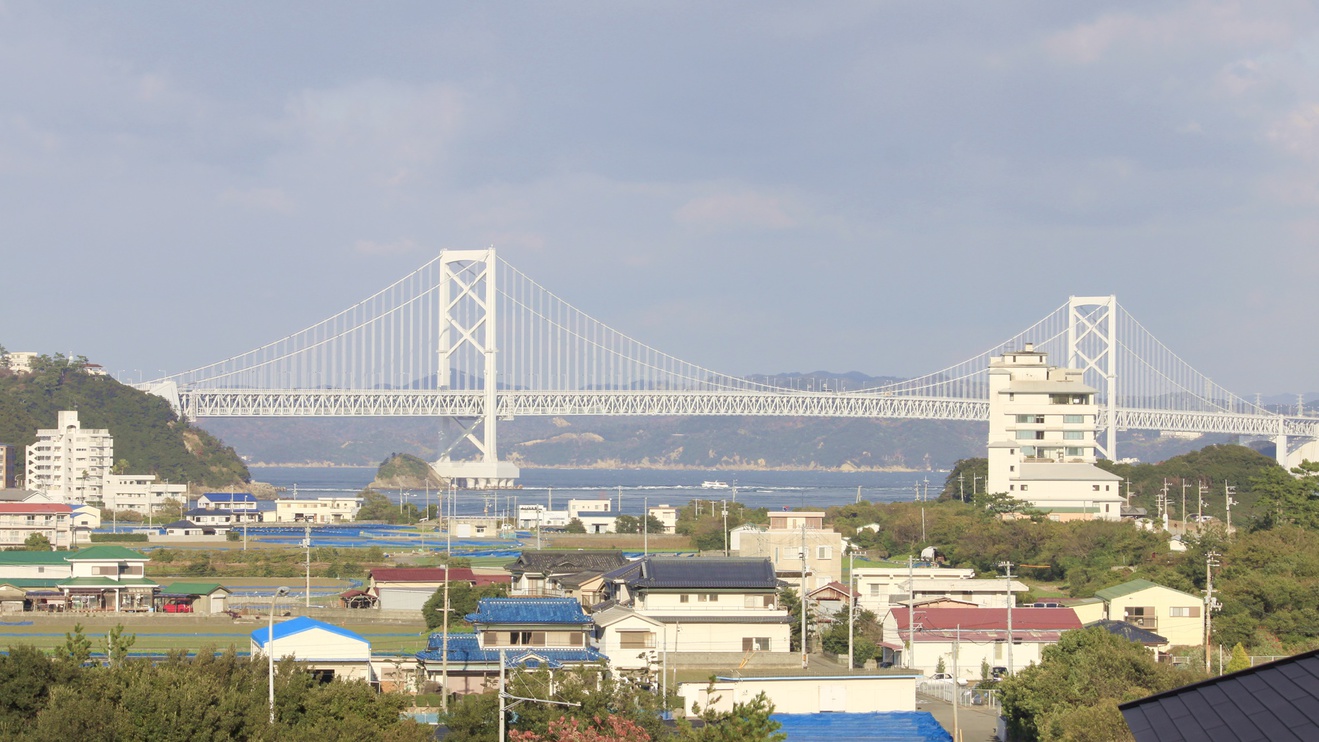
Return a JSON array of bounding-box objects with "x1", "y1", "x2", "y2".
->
[{"x1": 0, "y1": 355, "x2": 249, "y2": 487}]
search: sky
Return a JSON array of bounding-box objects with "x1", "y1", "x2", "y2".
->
[{"x1": 2, "y1": 2, "x2": 1317, "y2": 396}]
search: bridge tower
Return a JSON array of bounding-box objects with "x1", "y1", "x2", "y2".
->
[
  {"x1": 433, "y1": 248, "x2": 519, "y2": 489},
  {"x1": 1067, "y1": 295, "x2": 1118, "y2": 461}
]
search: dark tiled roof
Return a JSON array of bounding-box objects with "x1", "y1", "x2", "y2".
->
[
  {"x1": 465, "y1": 598, "x2": 592, "y2": 626},
  {"x1": 504, "y1": 550, "x2": 629, "y2": 575},
  {"x1": 1086, "y1": 619, "x2": 1168, "y2": 645},
  {"x1": 1120, "y1": 648, "x2": 1319, "y2": 742},
  {"x1": 416, "y1": 633, "x2": 605, "y2": 668},
  {"x1": 604, "y1": 556, "x2": 778, "y2": 590}
]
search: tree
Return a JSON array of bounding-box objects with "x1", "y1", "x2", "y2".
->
[
  {"x1": 1251, "y1": 463, "x2": 1319, "y2": 530},
  {"x1": 1226, "y1": 643, "x2": 1251, "y2": 673},
  {"x1": 777, "y1": 587, "x2": 814, "y2": 654},
  {"x1": 565, "y1": 519, "x2": 586, "y2": 534},
  {"x1": 614, "y1": 515, "x2": 639, "y2": 534},
  {"x1": 820, "y1": 608, "x2": 881, "y2": 666},
  {"x1": 60, "y1": 624, "x2": 91, "y2": 667},
  {"x1": 23, "y1": 533, "x2": 51, "y2": 551},
  {"x1": 940, "y1": 458, "x2": 988, "y2": 502},
  {"x1": 104, "y1": 624, "x2": 136, "y2": 667},
  {"x1": 423, "y1": 580, "x2": 509, "y2": 631},
  {"x1": 509, "y1": 715, "x2": 652, "y2": 742},
  {"x1": 1000, "y1": 627, "x2": 1198, "y2": 742}
]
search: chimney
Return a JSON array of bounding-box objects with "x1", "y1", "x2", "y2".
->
[{"x1": 1023, "y1": 342, "x2": 1035, "y2": 352}]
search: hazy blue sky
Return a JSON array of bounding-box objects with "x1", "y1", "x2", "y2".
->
[{"x1": 3, "y1": 2, "x2": 1317, "y2": 395}]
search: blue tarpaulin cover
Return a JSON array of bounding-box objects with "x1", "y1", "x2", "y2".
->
[{"x1": 770, "y1": 711, "x2": 952, "y2": 742}]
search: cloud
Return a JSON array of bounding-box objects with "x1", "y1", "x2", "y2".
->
[
  {"x1": 1044, "y1": 3, "x2": 1297, "y2": 64},
  {"x1": 674, "y1": 190, "x2": 800, "y2": 230}
]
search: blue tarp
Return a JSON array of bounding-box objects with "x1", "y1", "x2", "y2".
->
[{"x1": 771, "y1": 712, "x2": 952, "y2": 742}]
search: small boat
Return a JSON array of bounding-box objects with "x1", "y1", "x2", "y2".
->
[{"x1": 701, "y1": 480, "x2": 730, "y2": 490}]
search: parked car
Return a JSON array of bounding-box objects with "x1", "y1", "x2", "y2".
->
[
  {"x1": 929, "y1": 672, "x2": 968, "y2": 686},
  {"x1": 991, "y1": 666, "x2": 1009, "y2": 680}
]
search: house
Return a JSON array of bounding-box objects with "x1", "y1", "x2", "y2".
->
[
  {"x1": 415, "y1": 597, "x2": 607, "y2": 695},
  {"x1": 366, "y1": 566, "x2": 480, "y2": 612},
  {"x1": 251, "y1": 616, "x2": 373, "y2": 683},
  {"x1": 59, "y1": 545, "x2": 158, "y2": 612},
  {"x1": 516, "y1": 505, "x2": 569, "y2": 530},
  {"x1": 596, "y1": 556, "x2": 794, "y2": 665},
  {"x1": 853, "y1": 565, "x2": 976, "y2": 613},
  {"x1": 885, "y1": 605, "x2": 1084, "y2": 681},
  {"x1": 986, "y1": 345, "x2": 1125, "y2": 520},
  {"x1": 197, "y1": 492, "x2": 262, "y2": 521},
  {"x1": 1120, "y1": 648, "x2": 1319, "y2": 742},
  {"x1": 159, "y1": 582, "x2": 231, "y2": 614},
  {"x1": 735, "y1": 511, "x2": 844, "y2": 593},
  {"x1": 102, "y1": 474, "x2": 187, "y2": 514},
  {"x1": 504, "y1": 550, "x2": 630, "y2": 599},
  {"x1": 1085, "y1": 579, "x2": 1205, "y2": 648},
  {"x1": 0, "y1": 502, "x2": 74, "y2": 549},
  {"x1": 646, "y1": 504, "x2": 678, "y2": 534},
  {"x1": 809, "y1": 581, "x2": 858, "y2": 619},
  {"x1": 896, "y1": 578, "x2": 1028, "y2": 610},
  {"x1": 269, "y1": 496, "x2": 362, "y2": 523},
  {"x1": 184, "y1": 507, "x2": 237, "y2": 528}
]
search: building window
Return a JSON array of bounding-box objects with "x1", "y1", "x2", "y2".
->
[
  {"x1": 1124, "y1": 606, "x2": 1157, "y2": 630},
  {"x1": 1170, "y1": 606, "x2": 1201, "y2": 618},
  {"x1": 619, "y1": 631, "x2": 655, "y2": 649},
  {"x1": 1065, "y1": 447, "x2": 1083, "y2": 457},
  {"x1": 680, "y1": 594, "x2": 689, "y2": 603},
  {"x1": 743, "y1": 637, "x2": 772, "y2": 651},
  {"x1": 1064, "y1": 414, "x2": 1085, "y2": 424},
  {"x1": 1092, "y1": 485, "x2": 1101, "y2": 491},
  {"x1": 817, "y1": 546, "x2": 832, "y2": 560},
  {"x1": 1020, "y1": 485, "x2": 1028, "y2": 492},
  {"x1": 1009, "y1": 485, "x2": 1015, "y2": 491},
  {"x1": 869, "y1": 585, "x2": 880, "y2": 597},
  {"x1": 1064, "y1": 431, "x2": 1084, "y2": 440}
]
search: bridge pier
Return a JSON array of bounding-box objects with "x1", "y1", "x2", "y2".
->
[{"x1": 431, "y1": 459, "x2": 520, "y2": 490}]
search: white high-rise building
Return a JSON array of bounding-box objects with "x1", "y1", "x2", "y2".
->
[
  {"x1": 25, "y1": 411, "x2": 113, "y2": 503},
  {"x1": 987, "y1": 344, "x2": 1124, "y2": 521}
]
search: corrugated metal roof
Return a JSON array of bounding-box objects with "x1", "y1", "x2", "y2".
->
[
  {"x1": 201, "y1": 492, "x2": 258, "y2": 503},
  {"x1": 466, "y1": 597, "x2": 592, "y2": 626},
  {"x1": 251, "y1": 616, "x2": 368, "y2": 649},
  {"x1": 162, "y1": 581, "x2": 229, "y2": 596},
  {"x1": 67, "y1": 546, "x2": 148, "y2": 561},
  {"x1": 369, "y1": 567, "x2": 477, "y2": 584},
  {"x1": 892, "y1": 606, "x2": 1082, "y2": 632},
  {"x1": 0, "y1": 503, "x2": 71, "y2": 514},
  {"x1": 1094, "y1": 579, "x2": 1196, "y2": 602},
  {"x1": 1120, "y1": 649, "x2": 1319, "y2": 742},
  {"x1": 0, "y1": 551, "x2": 70, "y2": 565}
]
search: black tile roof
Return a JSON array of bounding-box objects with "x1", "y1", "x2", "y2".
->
[
  {"x1": 604, "y1": 556, "x2": 778, "y2": 590},
  {"x1": 504, "y1": 550, "x2": 629, "y2": 576},
  {"x1": 1086, "y1": 619, "x2": 1168, "y2": 646},
  {"x1": 1120, "y1": 648, "x2": 1319, "y2": 741}
]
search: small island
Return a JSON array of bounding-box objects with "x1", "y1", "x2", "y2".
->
[{"x1": 369, "y1": 453, "x2": 447, "y2": 490}]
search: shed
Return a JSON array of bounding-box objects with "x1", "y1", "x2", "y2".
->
[
  {"x1": 160, "y1": 581, "x2": 232, "y2": 614},
  {"x1": 251, "y1": 616, "x2": 373, "y2": 683}
]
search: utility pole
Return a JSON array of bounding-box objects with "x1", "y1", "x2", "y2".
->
[
  {"x1": 722, "y1": 500, "x2": 729, "y2": 556},
  {"x1": 953, "y1": 624, "x2": 961, "y2": 736},
  {"x1": 1181, "y1": 481, "x2": 1190, "y2": 529},
  {"x1": 498, "y1": 649, "x2": 506, "y2": 742},
  {"x1": 1205, "y1": 551, "x2": 1220, "y2": 670},
  {"x1": 643, "y1": 496, "x2": 649, "y2": 556},
  {"x1": 1225, "y1": 482, "x2": 1237, "y2": 534},
  {"x1": 1159, "y1": 478, "x2": 1170, "y2": 531},
  {"x1": 800, "y1": 516, "x2": 809, "y2": 669},
  {"x1": 907, "y1": 554, "x2": 915, "y2": 670},
  {"x1": 1198, "y1": 482, "x2": 1209, "y2": 524},
  {"x1": 847, "y1": 548, "x2": 855, "y2": 670},
  {"x1": 304, "y1": 523, "x2": 311, "y2": 608},
  {"x1": 958, "y1": 473, "x2": 964, "y2": 502},
  {"x1": 441, "y1": 559, "x2": 451, "y2": 714},
  {"x1": 1000, "y1": 560, "x2": 1015, "y2": 676}
]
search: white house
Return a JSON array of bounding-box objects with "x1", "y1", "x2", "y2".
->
[
  {"x1": 596, "y1": 556, "x2": 794, "y2": 666},
  {"x1": 987, "y1": 344, "x2": 1124, "y2": 520},
  {"x1": 886, "y1": 605, "x2": 1083, "y2": 681},
  {"x1": 102, "y1": 474, "x2": 187, "y2": 514},
  {"x1": 197, "y1": 492, "x2": 262, "y2": 522},
  {"x1": 269, "y1": 496, "x2": 362, "y2": 523},
  {"x1": 853, "y1": 566, "x2": 975, "y2": 613},
  {"x1": 0, "y1": 502, "x2": 74, "y2": 549},
  {"x1": 251, "y1": 616, "x2": 373, "y2": 683}
]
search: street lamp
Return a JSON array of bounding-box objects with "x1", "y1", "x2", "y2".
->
[{"x1": 267, "y1": 586, "x2": 291, "y2": 724}]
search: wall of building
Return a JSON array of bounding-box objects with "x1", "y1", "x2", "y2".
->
[{"x1": 1105, "y1": 587, "x2": 1205, "y2": 647}]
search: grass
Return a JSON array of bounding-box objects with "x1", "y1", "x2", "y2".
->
[{"x1": 0, "y1": 612, "x2": 432, "y2": 656}]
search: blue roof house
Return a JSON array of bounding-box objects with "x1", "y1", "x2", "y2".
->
[
  {"x1": 416, "y1": 597, "x2": 606, "y2": 696},
  {"x1": 251, "y1": 616, "x2": 373, "y2": 684}
]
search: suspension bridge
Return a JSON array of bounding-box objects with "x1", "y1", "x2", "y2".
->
[{"x1": 137, "y1": 248, "x2": 1318, "y2": 486}]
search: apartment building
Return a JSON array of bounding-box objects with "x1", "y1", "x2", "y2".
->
[{"x1": 24, "y1": 411, "x2": 113, "y2": 504}]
